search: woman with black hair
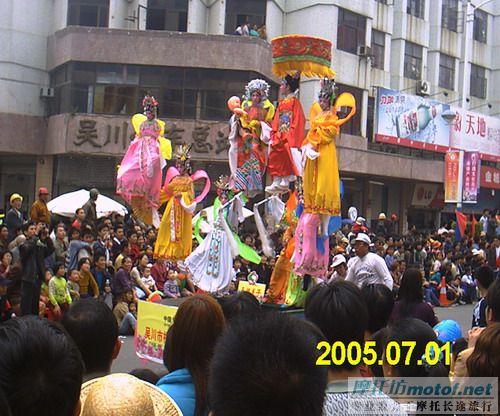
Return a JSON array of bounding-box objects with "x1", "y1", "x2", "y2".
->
[{"x1": 391, "y1": 268, "x2": 438, "y2": 327}]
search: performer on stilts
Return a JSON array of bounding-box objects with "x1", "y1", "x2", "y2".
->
[
  {"x1": 293, "y1": 79, "x2": 356, "y2": 279},
  {"x1": 116, "y1": 95, "x2": 172, "y2": 225},
  {"x1": 227, "y1": 80, "x2": 275, "y2": 197},
  {"x1": 154, "y1": 145, "x2": 210, "y2": 261},
  {"x1": 265, "y1": 73, "x2": 306, "y2": 194},
  {"x1": 186, "y1": 176, "x2": 260, "y2": 295}
]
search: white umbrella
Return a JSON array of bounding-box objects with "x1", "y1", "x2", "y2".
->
[{"x1": 47, "y1": 189, "x2": 128, "y2": 219}]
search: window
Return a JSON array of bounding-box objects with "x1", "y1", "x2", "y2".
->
[
  {"x1": 371, "y1": 30, "x2": 385, "y2": 70},
  {"x1": 146, "y1": 0, "x2": 188, "y2": 31},
  {"x1": 473, "y1": 9, "x2": 488, "y2": 43},
  {"x1": 470, "y1": 64, "x2": 487, "y2": 99},
  {"x1": 404, "y1": 41, "x2": 422, "y2": 80},
  {"x1": 441, "y1": 0, "x2": 458, "y2": 32},
  {"x1": 67, "y1": 0, "x2": 109, "y2": 27},
  {"x1": 407, "y1": 0, "x2": 424, "y2": 18},
  {"x1": 336, "y1": 84, "x2": 362, "y2": 136},
  {"x1": 439, "y1": 54, "x2": 455, "y2": 90},
  {"x1": 50, "y1": 63, "x2": 278, "y2": 120},
  {"x1": 337, "y1": 8, "x2": 366, "y2": 55},
  {"x1": 225, "y1": 0, "x2": 266, "y2": 35}
]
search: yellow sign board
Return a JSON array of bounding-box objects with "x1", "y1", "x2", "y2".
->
[
  {"x1": 238, "y1": 281, "x2": 266, "y2": 302},
  {"x1": 135, "y1": 301, "x2": 178, "y2": 364}
]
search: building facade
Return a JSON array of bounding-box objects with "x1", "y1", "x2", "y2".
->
[{"x1": 1, "y1": 0, "x2": 499, "y2": 231}]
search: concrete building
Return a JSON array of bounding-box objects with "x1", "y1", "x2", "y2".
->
[{"x1": 1, "y1": 0, "x2": 499, "y2": 231}]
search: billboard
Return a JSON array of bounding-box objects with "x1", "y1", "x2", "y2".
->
[
  {"x1": 375, "y1": 87, "x2": 451, "y2": 152},
  {"x1": 374, "y1": 87, "x2": 500, "y2": 162}
]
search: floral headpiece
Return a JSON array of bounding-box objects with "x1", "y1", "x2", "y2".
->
[
  {"x1": 318, "y1": 78, "x2": 336, "y2": 106},
  {"x1": 245, "y1": 79, "x2": 270, "y2": 101},
  {"x1": 142, "y1": 95, "x2": 159, "y2": 116}
]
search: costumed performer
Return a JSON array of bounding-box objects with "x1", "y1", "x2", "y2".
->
[
  {"x1": 227, "y1": 80, "x2": 275, "y2": 197},
  {"x1": 266, "y1": 192, "x2": 298, "y2": 304},
  {"x1": 116, "y1": 95, "x2": 172, "y2": 225},
  {"x1": 265, "y1": 73, "x2": 306, "y2": 193},
  {"x1": 154, "y1": 145, "x2": 210, "y2": 261},
  {"x1": 293, "y1": 78, "x2": 356, "y2": 279},
  {"x1": 186, "y1": 176, "x2": 261, "y2": 294}
]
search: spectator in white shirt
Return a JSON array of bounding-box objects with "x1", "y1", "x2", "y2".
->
[
  {"x1": 327, "y1": 254, "x2": 347, "y2": 283},
  {"x1": 345, "y1": 233, "x2": 393, "y2": 290}
]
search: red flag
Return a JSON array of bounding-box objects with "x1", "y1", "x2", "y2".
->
[
  {"x1": 471, "y1": 214, "x2": 478, "y2": 237},
  {"x1": 455, "y1": 210, "x2": 467, "y2": 240}
]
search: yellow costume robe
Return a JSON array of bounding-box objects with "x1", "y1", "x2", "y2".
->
[{"x1": 303, "y1": 94, "x2": 356, "y2": 216}]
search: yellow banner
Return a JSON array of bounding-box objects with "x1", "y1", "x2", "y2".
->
[
  {"x1": 135, "y1": 301, "x2": 178, "y2": 364},
  {"x1": 238, "y1": 281, "x2": 266, "y2": 302}
]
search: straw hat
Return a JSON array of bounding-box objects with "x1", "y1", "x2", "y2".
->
[{"x1": 80, "y1": 373, "x2": 182, "y2": 416}]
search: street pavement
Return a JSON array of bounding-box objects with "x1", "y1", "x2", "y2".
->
[{"x1": 111, "y1": 303, "x2": 475, "y2": 375}]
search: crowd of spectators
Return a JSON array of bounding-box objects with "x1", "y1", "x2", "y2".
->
[{"x1": 0, "y1": 187, "x2": 498, "y2": 415}]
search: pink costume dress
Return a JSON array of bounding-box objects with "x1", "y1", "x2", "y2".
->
[
  {"x1": 293, "y1": 213, "x2": 329, "y2": 278},
  {"x1": 117, "y1": 114, "x2": 170, "y2": 225}
]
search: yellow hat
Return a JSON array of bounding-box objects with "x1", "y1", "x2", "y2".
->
[
  {"x1": 80, "y1": 373, "x2": 182, "y2": 416},
  {"x1": 9, "y1": 193, "x2": 23, "y2": 204}
]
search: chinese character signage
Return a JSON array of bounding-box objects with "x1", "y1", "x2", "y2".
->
[
  {"x1": 375, "y1": 87, "x2": 451, "y2": 152},
  {"x1": 462, "y1": 151, "x2": 480, "y2": 204},
  {"x1": 450, "y1": 108, "x2": 500, "y2": 162},
  {"x1": 58, "y1": 114, "x2": 230, "y2": 160},
  {"x1": 374, "y1": 88, "x2": 500, "y2": 162},
  {"x1": 480, "y1": 165, "x2": 500, "y2": 190},
  {"x1": 135, "y1": 301, "x2": 177, "y2": 364},
  {"x1": 444, "y1": 151, "x2": 463, "y2": 203},
  {"x1": 238, "y1": 281, "x2": 266, "y2": 302}
]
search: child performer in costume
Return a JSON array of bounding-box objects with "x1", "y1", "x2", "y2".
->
[
  {"x1": 294, "y1": 78, "x2": 356, "y2": 278},
  {"x1": 116, "y1": 96, "x2": 172, "y2": 225},
  {"x1": 265, "y1": 73, "x2": 305, "y2": 194},
  {"x1": 187, "y1": 176, "x2": 260, "y2": 294},
  {"x1": 154, "y1": 145, "x2": 210, "y2": 261},
  {"x1": 227, "y1": 79, "x2": 275, "y2": 196}
]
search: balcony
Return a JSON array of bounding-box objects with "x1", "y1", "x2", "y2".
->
[{"x1": 47, "y1": 26, "x2": 276, "y2": 80}]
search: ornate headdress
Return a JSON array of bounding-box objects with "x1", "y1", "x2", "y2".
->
[
  {"x1": 142, "y1": 95, "x2": 159, "y2": 116},
  {"x1": 215, "y1": 175, "x2": 235, "y2": 202},
  {"x1": 318, "y1": 78, "x2": 336, "y2": 106},
  {"x1": 244, "y1": 79, "x2": 270, "y2": 101},
  {"x1": 173, "y1": 144, "x2": 192, "y2": 175}
]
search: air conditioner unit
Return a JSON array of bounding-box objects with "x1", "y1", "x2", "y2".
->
[
  {"x1": 40, "y1": 87, "x2": 55, "y2": 98},
  {"x1": 357, "y1": 45, "x2": 371, "y2": 57},
  {"x1": 417, "y1": 80, "x2": 430, "y2": 96}
]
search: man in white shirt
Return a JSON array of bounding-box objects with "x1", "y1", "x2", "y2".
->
[{"x1": 345, "y1": 233, "x2": 393, "y2": 289}]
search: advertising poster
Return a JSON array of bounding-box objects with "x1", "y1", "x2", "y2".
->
[
  {"x1": 444, "y1": 151, "x2": 462, "y2": 203},
  {"x1": 374, "y1": 88, "x2": 500, "y2": 162},
  {"x1": 135, "y1": 301, "x2": 178, "y2": 364},
  {"x1": 462, "y1": 151, "x2": 480, "y2": 204},
  {"x1": 374, "y1": 87, "x2": 451, "y2": 151}
]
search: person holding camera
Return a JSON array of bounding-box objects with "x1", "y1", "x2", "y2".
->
[{"x1": 19, "y1": 222, "x2": 54, "y2": 316}]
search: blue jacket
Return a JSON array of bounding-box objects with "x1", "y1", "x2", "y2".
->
[{"x1": 157, "y1": 368, "x2": 196, "y2": 416}]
